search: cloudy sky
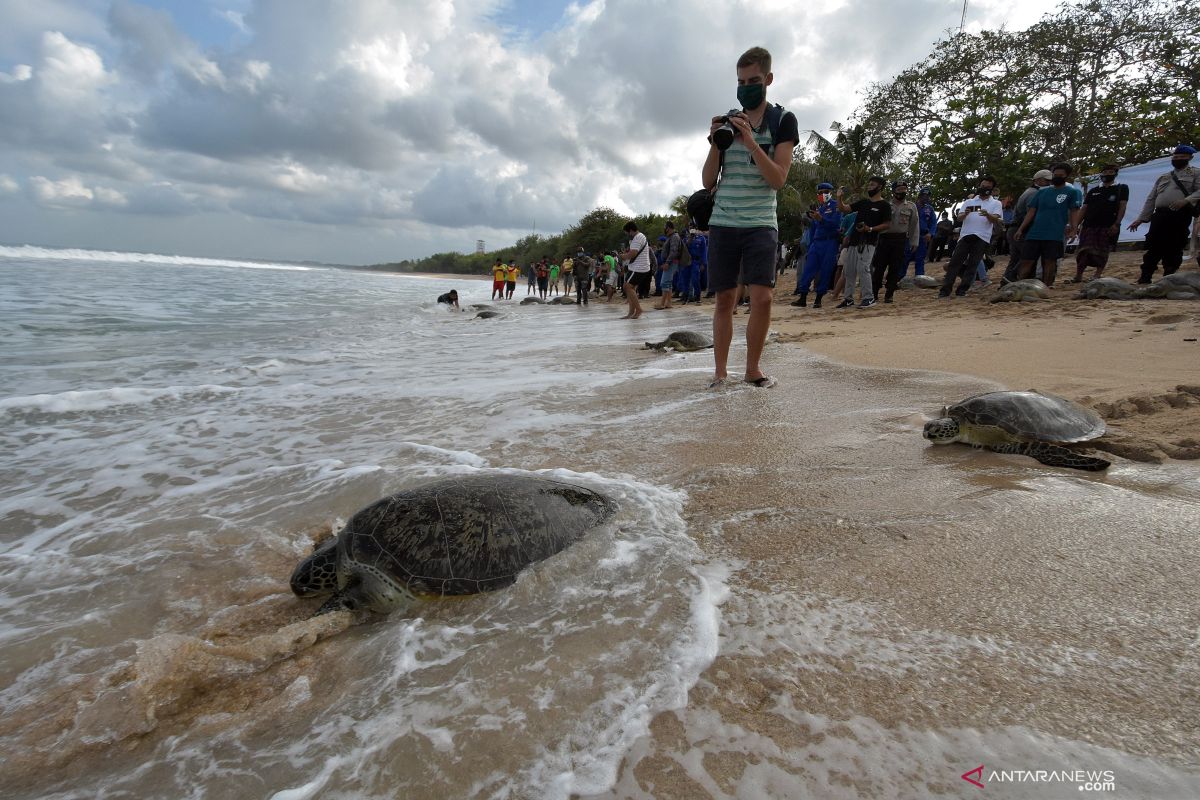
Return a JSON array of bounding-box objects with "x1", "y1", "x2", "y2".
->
[{"x1": 0, "y1": 0, "x2": 1051, "y2": 265}]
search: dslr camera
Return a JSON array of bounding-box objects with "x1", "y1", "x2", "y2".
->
[{"x1": 711, "y1": 109, "x2": 745, "y2": 151}]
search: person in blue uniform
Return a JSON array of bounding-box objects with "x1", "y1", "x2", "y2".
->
[
  {"x1": 904, "y1": 187, "x2": 938, "y2": 278},
  {"x1": 791, "y1": 182, "x2": 843, "y2": 309}
]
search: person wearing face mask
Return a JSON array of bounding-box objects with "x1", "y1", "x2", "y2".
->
[
  {"x1": 1072, "y1": 164, "x2": 1128, "y2": 283},
  {"x1": 1015, "y1": 162, "x2": 1083, "y2": 286},
  {"x1": 938, "y1": 175, "x2": 1003, "y2": 298},
  {"x1": 792, "y1": 181, "x2": 843, "y2": 308},
  {"x1": 835, "y1": 176, "x2": 892, "y2": 308},
  {"x1": 1002, "y1": 170, "x2": 1053, "y2": 284},
  {"x1": 701, "y1": 46, "x2": 798, "y2": 388},
  {"x1": 871, "y1": 180, "x2": 920, "y2": 303},
  {"x1": 1128, "y1": 144, "x2": 1200, "y2": 284}
]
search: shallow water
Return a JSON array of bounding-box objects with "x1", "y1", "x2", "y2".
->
[{"x1": 2, "y1": 246, "x2": 1198, "y2": 798}]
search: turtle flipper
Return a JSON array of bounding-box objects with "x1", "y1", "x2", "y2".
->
[
  {"x1": 989, "y1": 442, "x2": 1110, "y2": 471},
  {"x1": 315, "y1": 581, "x2": 366, "y2": 615}
]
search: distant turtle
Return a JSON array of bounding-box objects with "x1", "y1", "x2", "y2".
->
[
  {"x1": 1074, "y1": 277, "x2": 1136, "y2": 300},
  {"x1": 990, "y1": 279, "x2": 1050, "y2": 303},
  {"x1": 290, "y1": 474, "x2": 617, "y2": 615},
  {"x1": 898, "y1": 274, "x2": 940, "y2": 289},
  {"x1": 475, "y1": 310, "x2": 501, "y2": 319},
  {"x1": 1133, "y1": 271, "x2": 1200, "y2": 300},
  {"x1": 520, "y1": 297, "x2": 545, "y2": 305},
  {"x1": 923, "y1": 390, "x2": 1110, "y2": 471},
  {"x1": 548, "y1": 296, "x2": 576, "y2": 305},
  {"x1": 644, "y1": 331, "x2": 714, "y2": 352}
]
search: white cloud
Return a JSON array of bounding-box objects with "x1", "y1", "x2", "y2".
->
[
  {"x1": 0, "y1": 63, "x2": 31, "y2": 82},
  {"x1": 30, "y1": 174, "x2": 127, "y2": 208},
  {"x1": 0, "y1": 173, "x2": 19, "y2": 193}
]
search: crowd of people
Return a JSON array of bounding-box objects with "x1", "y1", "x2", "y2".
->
[{"x1": 469, "y1": 42, "x2": 1199, "y2": 390}]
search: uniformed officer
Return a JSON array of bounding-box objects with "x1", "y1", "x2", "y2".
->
[{"x1": 1128, "y1": 144, "x2": 1200, "y2": 283}]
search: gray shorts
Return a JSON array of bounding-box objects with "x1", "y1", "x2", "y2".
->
[{"x1": 708, "y1": 226, "x2": 777, "y2": 292}]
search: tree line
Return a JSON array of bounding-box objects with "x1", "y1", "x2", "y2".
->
[{"x1": 382, "y1": 0, "x2": 1192, "y2": 272}]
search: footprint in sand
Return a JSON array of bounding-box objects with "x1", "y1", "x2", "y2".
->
[{"x1": 1145, "y1": 313, "x2": 1189, "y2": 325}]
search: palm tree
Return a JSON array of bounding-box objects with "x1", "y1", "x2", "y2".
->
[{"x1": 805, "y1": 121, "x2": 899, "y2": 196}]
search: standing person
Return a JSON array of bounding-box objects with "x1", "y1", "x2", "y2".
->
[
  {"x1": 931, "y1": 212, "x2": 953, "y2": 261},
  {"x1": 504, "y1": 259, "x2": 519, "y2": 299},
  {"x1": 871, "y1": 180, "x2": 919, "y2": 303},
  {"x1": 1002, "y1": 170, "x2": 1053, "y2": 284},
  {"x1": 619, "y1": 220, "x2": 651, "y2": 319},
  {"x1": 674, "y1": 226, "x2": 696, "y2": 306},
  {"x1": 1015, "y1": 163, "x2": 1083, "y2": 286},
  {"x1": 1128, "y1": 144, "x2": 1200, "y2": 283},
  {"x1": 603, "y1": 251, "x2": 619, "y2": 301},
  {"x1": 573, "y1": 251, "x2": 592, "y2": 305},
  {"x1": 835, "y1": 176, "x2": 892, "y2": 309},
  {"x1": 700, "y1": 46, "x2": 798, "y2": 388},
  {"x1": 685, "y1": 225, "x2": 708, "y2": 303},
  {"x1": 536, "y1": 259, "x2": 549, "y2": 299},
  {"x1": 655, "y1": 221, "x2": 683, "y2": 309},
  {"x1": 792, "y1": 182, "x2": 842, "y2": 308},
  {"x1": 939, "y1": 175, "x2": 1003, "y2": 297},
  {"x1": 526, "y1": 261, "x2": 537, "y2": 295},
  {"x1": 904, "y1": 188, "x2": 937, "y2": 278},
  {"x1": 490, "y1": 258, "x2": 506, "y2": 301},
  {"x1": 562, "y1": 254, "x2": 575, "y2": 296},
  {"x1": 548, "y1": 260, "x2": 561, "y2": 297},
  {"x1": 1072, "y1": 164, "x2": 1128, "y2": 283}
]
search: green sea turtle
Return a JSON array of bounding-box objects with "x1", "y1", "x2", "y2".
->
[
  {"x1": 1133, "y1": 271, "x2": 1200, "y2": 300},
  {"x1": 990, "y1": 279, "x2": 1050, "y2": 303},
  {"x1": 923, "y1": 390, "x2": 1110, "y2": 471},
  {"x1": 1074, "y1": 277, "x2": 1136, "y2": 300},
  {"x1": 898, "y1": 275, "x2": 941, "y2": 290},
  {"x1": 644, "y1": 331, "x2": 714, "y2": 352},
  {"x1": 290, "y1": 474, "x2": 616, "y2": 615},
  {"x1": 520, "y1": 297, "x2": 545, "y2": 305},
  {"x1": 475, "y1": 310, "x2": 501, "y2": 319}
]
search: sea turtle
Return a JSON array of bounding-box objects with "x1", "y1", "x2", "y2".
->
[
  {"x1": 1133, "y1": 271, "x2": 1200, "y2": 300},
  {"x1": 520, "y1": 297, "x2": 545, "y2": 305},
  {"x1": 1074, "y1": 277, "x2": 1136, "y2": 300},
  {"x1": 290, "y1": 474, "x2": 617, "y2": 615},
  {"x1": 990, "y1": 279, "x2": 1050, "y2": 303},
  {"x1": 923, "y1": 390, "x2": 1110, "y2": 471},
  {"x1": 644, "y1": 331, "x2": 714, "y2": 352},
  {"x1": 474, "y1": 310, "x2": 501, "y2": 319},
  {"x1": 897, "y1": 274, "x2": 941, "y2": 290}
]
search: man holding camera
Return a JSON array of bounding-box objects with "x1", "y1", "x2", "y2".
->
[{"x1": 701, "y1": 46, "x2": 798, "y2": 389}]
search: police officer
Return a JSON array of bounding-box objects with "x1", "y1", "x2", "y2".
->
[
  {"x1": 792, "y1": 182, "x2": 843, "y2": 309},
  {"x1": 1129, "y1": 144, "x2": 1200, "y2": 283}
]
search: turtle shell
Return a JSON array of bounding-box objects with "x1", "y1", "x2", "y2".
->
[
  {"x1": 337, "y1": 474, "x2": 616, "y2": 597},
  {"x1": 948, "y1": 390, "x2": 1105, "y2": 443}
]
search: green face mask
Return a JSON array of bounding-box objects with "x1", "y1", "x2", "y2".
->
[{"x1": 737, "y1": 83, "x2": 765, "y2": 110}]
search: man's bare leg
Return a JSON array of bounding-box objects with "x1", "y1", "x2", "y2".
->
[
  {"x1": 744, "y1": 284, "x2": 773, "y2": 381},
  {"x1": 712, "y1": 287, "x2": 737, "y2": 382}
]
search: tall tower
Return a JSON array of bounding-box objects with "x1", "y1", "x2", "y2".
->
[{"x1": 475, "y1": 239, "x2": 485, "y2": 254}]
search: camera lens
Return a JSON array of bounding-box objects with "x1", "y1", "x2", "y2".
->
[{"x1": 712, "y1": 122, "x2": 735, "y2": 151}]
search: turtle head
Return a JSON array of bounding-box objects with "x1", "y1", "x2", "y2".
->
[
  {"x1": 923, "y1": 416, "x2": 960, "y2": 443},
  {"x1": 290, "y1": 536, "x2": 341, "y2": 598}
]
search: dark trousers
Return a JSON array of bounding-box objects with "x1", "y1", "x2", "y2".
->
[
  {"x1": 940, "y1": 234, "x2": 990, "y2": 296},
  {"x1": 576, "y1": 277, "x2": 590, "y2": 304},
  {"x1": 1002, "y1": 226, "x2": 1024, "y2": 282},
  {"x1": 1140, "y1": 207, "x2": 1193, "y2": 282},
  {"x1": 871, "y1": 233, "x2": 908, "y2": 297},
  {"x1": 930, "y1": 235, "x2": 949, "y2": 261}
]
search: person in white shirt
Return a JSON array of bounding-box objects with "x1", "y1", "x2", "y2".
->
[
  {"x1": 618, "y1": 220, "x2": 652, "y2": 319},
  {"x1": 939, "y1": 175, "x2": 1004, "y2": 298}
]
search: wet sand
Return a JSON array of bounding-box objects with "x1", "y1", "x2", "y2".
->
[{"x1": 564, "y1": 253, "x2": 1200, "y2": 797}]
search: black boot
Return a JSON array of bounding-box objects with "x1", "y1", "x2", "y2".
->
[
  {"x1": 813, "y1": 293, "x2": 823, "y2": 309},
  {"x1": 884, "y1": 290, "x2": 894, "y2": 304},
  {"x1": 790, "y1": 293, "x2": 807, "y2": 307}
]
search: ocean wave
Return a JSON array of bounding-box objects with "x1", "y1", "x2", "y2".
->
[
  {"x1": 0, "y1": 244, "x2": 317, "y2": 272},
  {"x1": 0, "y1": 385, "x2": 240, "y2": 415}
]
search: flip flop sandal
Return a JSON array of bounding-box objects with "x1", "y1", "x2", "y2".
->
[{"x1": 745, "y1": 376, "x2": 777, "y2": 388}]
